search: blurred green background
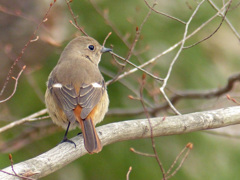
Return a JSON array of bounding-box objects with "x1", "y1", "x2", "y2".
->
[{"x1": 0, "y1": 0, "x2": 240, "y2": 179}]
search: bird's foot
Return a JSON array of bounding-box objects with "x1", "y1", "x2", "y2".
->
[
  {"x1": 77, "y1": 132, "x2": 82, "y2": 136},
  {"x1": 59, "y1": 137, "x2": 76, "y2": 148}
]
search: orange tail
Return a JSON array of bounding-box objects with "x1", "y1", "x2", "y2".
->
[{"x1": 79, "y1": 118, "x2": 102, "y2": 154}]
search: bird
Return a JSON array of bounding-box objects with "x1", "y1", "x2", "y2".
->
[{"x1": 45, "y1": 36, "x2": 111, "y2": 154}]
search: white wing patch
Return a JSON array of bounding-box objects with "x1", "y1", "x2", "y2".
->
[
  {"x1": 53, "y1": 83, "x2": 63, "y2": 88},
  {"x1": 92, "y1": 82, "x2": 102, "y2": 88}
]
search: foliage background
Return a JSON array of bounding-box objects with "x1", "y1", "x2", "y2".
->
[{"x1": 0, "y1": 0, "x2": 240, "y2": 179}]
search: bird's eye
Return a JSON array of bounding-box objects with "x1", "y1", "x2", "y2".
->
[{"x1": 88, "y1": 45, "x2": 95, "y2": 51}]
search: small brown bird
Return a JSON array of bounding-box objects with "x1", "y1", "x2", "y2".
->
[{"x1": 45, "y1": 36, "x2": 111, "y2": 154}]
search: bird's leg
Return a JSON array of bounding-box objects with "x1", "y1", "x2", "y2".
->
[{"x1": 59, "y1": 121, "x2": 76, "y2": 148}]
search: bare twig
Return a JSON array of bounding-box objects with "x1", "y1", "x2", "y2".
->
[
  {"x1": 65, "y1": 0, "x2": 88, "y2": 36},
  {"x1": 108, "y1": 52, "x2": 164, "y2": 84},
  {"x1": 139, "y1": 75, "x2": 166, "y2": 179},
  {"x1": 165, "y1": 143, "x2": 193, "y2": 179},
  {"x1": 9, "y1": 154, "x2": 17, "y2": 178},
  {"x1": 126, "y1": 1, "x2": 156, "y2": 61},
  {"x1": 184, "y1": 0, "x2": 233, "y2": 49},
  {"x1": 0, "y1": 170, "x2": 15, "y2": 179},
  {"x1": 0, "y1": 66, "x2": 26, "y2": 103},
  {"x1": 160, "y1": 0, "x2": 206, "y2": 115},
  {"x1": 154, "y1": 72, "x2": 240, "y2": 113},
  {"x1": 88, "y1": 0, "x2": 145, "y2": 64},
  {"x1": 107, "y1": 72, "x2": 240, "y2": 117},
  {"x1": 110, "y1": 52, "x2": 126, "y2": 67},
  {"x1": 3, "y1": 46, "x2": 45, "y2": 103},
  {"x1": 0, "y1": 123, "x2": 58, "y2": 153},
  {"x1": 89, "y1": 0, "x2": 130, "y2": 48},
  {"x1": 102, "y1": 32, "x2": 112, "y2": 47},
  {"x1": 30, "y1": 36, "x2": 39, "y2": 42},
  {"x1": 1, "y1": 154, "x2": 36, "y2": 180},
  {"x1": 229, "y1": 1, "x2": 240, "y2": 10},
  {"x1": 101, "y1": 66, "x2": 154, "y2": 108},
  {"x1": 107, "y1": 1, "x2": 156, "y2": 85},
  {"x1": 0, "y1": 0, "x2": 56, "y2": 98},
  {"x1": 173, "y1": 72, "x2": 240, "y2": 98},
  {"x1": 126, "y1": 166, "x2": 132, "y2": 180},
  {"x1": 207, "y1": 0, "x2": 240, "y2": 40},
  {"x1": 112, "y1": 1, "x2": 230, "y2": 83},
  {"x1": 0, "y1": 109, "x2": 48, "y2": 134},
  {"x1": 144, "y1": 0, "x2": 186, "y2": 24},
  {"x1": 227, "y1": 94, "x2": 240, "y2": 105},
  {"x1": 130, "y1": 148, "x2": 155, "y2": 157}
]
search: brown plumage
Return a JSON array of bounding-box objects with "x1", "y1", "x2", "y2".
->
[{"x1": 45, "y1": 36, "x2": 111, "y2": 153}]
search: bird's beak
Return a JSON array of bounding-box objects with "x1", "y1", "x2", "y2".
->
[{"x1": 101, "y1": 47, "x2": 112, "y2": 53}]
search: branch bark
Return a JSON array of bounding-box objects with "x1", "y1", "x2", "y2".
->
[{"x1": 1, "y1": 106, "x2": 240, "y2": 179}]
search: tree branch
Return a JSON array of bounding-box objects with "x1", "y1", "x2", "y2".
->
[
  {"x1": 0, "y1": 109, "x2": 48, "y2": 134},
  {"x1": 1, "y1": 106, "x2": 240, "y2": 179},
  {"x1": 107, "y1": 72, "x2": 240, "y2": 116},
  {"x1": 111, "y1": 1, "x2": 231, "y2": 83}
]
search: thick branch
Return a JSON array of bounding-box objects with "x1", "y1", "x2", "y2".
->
[{"x1": 1, "y1": 106, "x2": 240, "y2": 179}]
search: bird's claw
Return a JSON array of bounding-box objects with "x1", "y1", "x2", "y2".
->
[{"x1": 59, "y1": 137, "x2": 76, "y2": 148}]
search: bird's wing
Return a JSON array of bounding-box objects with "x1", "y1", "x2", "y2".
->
[
  {"x1": 48, "y1": 77, "x2": 78, "y2": 123},
  {"x1": 78, "y1": 81, "x2": 105, "y2": 119},
  {"x1": 48, "y1": 77, "x2": 105, "y2": 121}
]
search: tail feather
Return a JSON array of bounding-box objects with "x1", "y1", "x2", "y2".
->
[{"x1": 79, "y1": 118, "x2": 102, "y2": 154}]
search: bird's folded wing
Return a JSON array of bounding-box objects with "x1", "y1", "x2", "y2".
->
[
  {"x1": 48, "y1": 77, "x2": 105, "y2": 120},
  {"x1": 48, "y1": 77, "x2": 78, "y2": 122},
  {"x1": 78, "y1": 81, "x2": 105, "y2": 119}
]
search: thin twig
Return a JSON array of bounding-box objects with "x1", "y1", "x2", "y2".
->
[
  {"x1": 227, "y1": 94, "x2": 240, "y2": 105},
  {"x1": 110, "y1": 53, "x2": 126, "y2": 67},
  {"x1": 184, "y1": 0, "x2": 233, "y2": 49},
  {"x1": 229, "y1": 1, "x2": 240, "y2": 10},
  {"x1": 126, "y1": 1, "x2": 156, "y2": 61},
  {"x1": 130, "y1": 148, "x2": 155, "y2": 157},
  {"x1": 102, "y1": 32, "x2": 112, "y2": 47},
  {"x1": 65, "y1": 0, "x2": 88, "y2": 36},
  {"x1": 166, "y1": 143, "x2": 192, "y2": 176},
  {"x1": 139, "y1": 75, "x2": 166, "y2": 179},
  {"x1": 0, "y1": 109, "x2": 48, "y2": 134},
  {"x1": 89, "y1": 0, "x2": 130, "y2": 48},
  {"x1": 160, "y1": 0, "x2": 206, "y2": 115},
  {"x1": 144, "y1": 0, "x2": 186, "y2": 24},
  {"x1": 3, "y1": 47, "x2": 45, "y2": 103},
  {"x1": 9, "y1": 154, "x2": 17, "y2": 178},
  {"x1": 0, "y1": 0, "x2": 56, "y2": 98},
  {"x1": 165, "y1": 143, "x2": 193, "y2": 179},
  {"x1": 0, "y1": 66, "x2": 26, "y2": 103},
  {"x1": 0, "y1": 123, "x2": 58, "y2": 153},
  {"x1": 111, "y1": 2, "x2": 230, "y2": 83},
  {"x1": 108, "y1": 52, "x2": 164, "y2": 83},
  {"x1": 0, "y1": 170, "x2": 16, "y2": 178},
  {"x1": 207, "y1": 0, "x2": 240, "y2": 40},
  {"x1": 107, "y1": 72, "x2": 240, "y2": 117},
  {"x1": 101, "y1": 67, "x2": 154, "y2": 108},
  {"x1": 126, "y1": 166, "x2": 132, "y2": 180},
  {"x1": 88, "y1": 0, "x2": 145, "y2": 64},
  {"x1": 7, "y1": 154, "x2": 36, "y2": 180},
  {"x1": 107, "y1": 1, "x2": 156, "y2": 85}
]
